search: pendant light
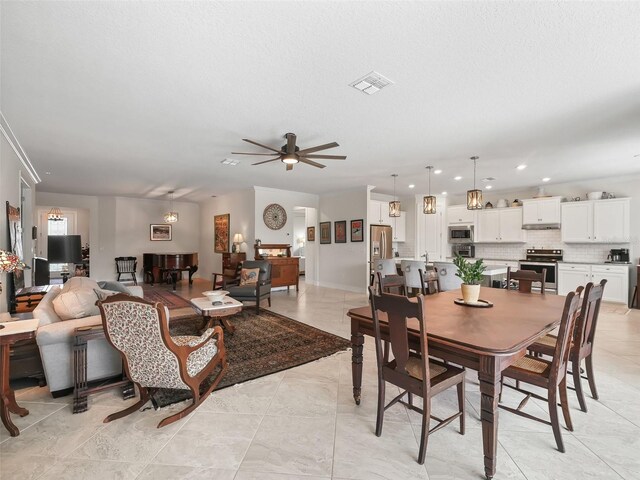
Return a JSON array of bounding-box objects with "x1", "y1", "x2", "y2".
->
[
  {"x1": 389, "y1": 174, "x2": 401, "y2": 217},
  {"x1": 423, "y1": 166, "x2": 436, "y2": 214},
  {"x1": 466, "y1": 156, "x2": 483, "y2": 210},
  {"x1": 47, "y1": 207, "x2": 64, "y2": 221},
  {"x1": 163, "y1": 191, "x2": 179, "y2": 223}
]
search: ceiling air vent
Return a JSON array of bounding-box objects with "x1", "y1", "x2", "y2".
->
[{"x1": 350, "y1": 71, "x2": 394, "y2": 95}]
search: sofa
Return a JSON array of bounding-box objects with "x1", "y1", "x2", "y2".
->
[{"x1": 34, "y1": 277, "x2": 143, "y2": 396}]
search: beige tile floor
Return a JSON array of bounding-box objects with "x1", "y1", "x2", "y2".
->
[{"x1": 1, "y1": 278, "x2": 639, "y2": 479}]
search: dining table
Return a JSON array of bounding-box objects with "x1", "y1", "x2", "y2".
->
[{"x1": 347, "y1": 287, "x2": 567, "y2": 480}]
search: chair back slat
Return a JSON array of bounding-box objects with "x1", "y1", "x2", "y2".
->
[
  {"x1": 419, "y1": 267, "x2": 440, "y2": 295},
  {"x1": 577, "y1": 280, "x2": 606, "y2": 348},
  {"x1": 377, "y1": 271, "x2": 406, "y2": 296},
  {"x1": 506, "y1": 267, "x2": 546, "y2": 293},
  {"x1": 550, "y1": 290, "x2": 582, "y2": 381}
]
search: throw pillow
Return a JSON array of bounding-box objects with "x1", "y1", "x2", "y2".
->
[
  {"x1": 97, "y1": 281, "x2": 130, "y2": 294},
  {"x1": 63, "y1": 276, "x2": 100, "y2": 292},
  {"x1": 53, "y1": 287, "x2": 101, "y2": 320},
  {"x1": 93, "y1": 288, "x2": 123, "y2": 302},
  {"x1": 239, "y1": 268, "x2": 260, "y2": 286}
]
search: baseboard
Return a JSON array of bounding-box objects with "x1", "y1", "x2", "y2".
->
[{"x1": 316, "y1": 281, "x2": 367, "y2": 294}]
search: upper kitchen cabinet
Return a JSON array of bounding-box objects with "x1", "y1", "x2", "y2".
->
[
  {"x1": 390, "y1": 212, "x2": 406, "y2": 242},
  {"x1": 561, "y1": 198, "x2": 629, "y2": 243},
  {"x1": 368, "y1": 200, "x2": 390, "y2": 225},
  {"x1": 447, "y1": 204, "x2": 476, "y2": 225},
  {"x1": 522, "y1": 197, "x2": 562, "y2": 227},
  {"x1": 475, "y1": 207, "x2": 526, "y2": 243}
]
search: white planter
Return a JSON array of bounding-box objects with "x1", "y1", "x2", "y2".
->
[{"x1": 461, "y1": 284, "x2": 481, "y2": 304}]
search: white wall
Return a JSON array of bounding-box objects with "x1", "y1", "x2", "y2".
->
[
  {"x1": 292, "y1": 211, "x2": 306, "y2": 256},
  {"x1": 317, "y1": 187, "x2": 369, "y2": 292}
]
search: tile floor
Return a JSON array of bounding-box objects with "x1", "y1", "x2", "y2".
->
[{"x1": 1, "y1": 279, "x2": 639, "y2": 479}]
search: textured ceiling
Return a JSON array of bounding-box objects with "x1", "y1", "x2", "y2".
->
[{"x1": 2, "y1": 1, "x2": 639, "y2": 202}]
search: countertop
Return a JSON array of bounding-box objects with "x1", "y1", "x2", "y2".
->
[{"x1": 558, "y1": 261, "x2": 632, "y2": 267}]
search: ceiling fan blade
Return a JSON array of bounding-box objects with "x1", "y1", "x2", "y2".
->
[
  {"x1": 242, "y1": 138, "x2": 281, "y2": 153},
  {"x1": 286, "y1": 163, "x2": 294, "y2": 171},
  {"x1": 303, "y1": 154, "x2": 347, "y2": 160},
  {"x1": 299, "y1": 158, "x2": 326, "y2": 169},
  {"x1": 231, "y1": 152, "x2": 281, "y2": 156},
  {"x1": 297, "y1": 142, "x2": 339, "y2": 155},
  {"x1": 252, "y1": 157, "x2": 281, "y2": 165},
  {"x1": 286, "y1": 133, "x2": 297, "y2": 154}
]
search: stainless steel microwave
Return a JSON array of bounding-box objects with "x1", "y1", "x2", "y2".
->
[{"x1": 448, "y1": 225, "x2": 474, "y2": 244}]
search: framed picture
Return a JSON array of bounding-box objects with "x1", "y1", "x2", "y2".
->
[
  {"x1": 319, "y1": 221, "x2": 331, "y2": 244},
  {"x1": 150, "y1": 224, "x2": 172, "y2": 241},
  {"x1": 350, "y1": 219, "x2": 364, "y2": 242},
  {"x1": 335, "y1": 220, "x2": 347, "y2": 243},
  {"x1": 307, "y1": 226, "x2": 315, "y2": 242},
  {"x1": 214, "y1": 213, "x2": 230, "y2": 253}
]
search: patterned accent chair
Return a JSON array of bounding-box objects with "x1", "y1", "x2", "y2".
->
[
  {"x1": 98, "y1": 294, "x2": 227, "y2": 428},
  {"x1": 223, "y1": 260, "x2": 272, "y2": 313}
]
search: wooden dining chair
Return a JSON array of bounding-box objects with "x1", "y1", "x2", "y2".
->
[
  {"x1": 419, "y1": 267, "x2": 440, "y2": 295},
  {"x1": 506, "y1": 267, "x2": 546, "y2": 293},
  {"x1": 528, "y1": 280, "x2": 606, "y2": 412},
  {"x1": 499, "y1": 289, "x2": 582, "y2": 453},
  {"x1": 376, "y1": 271, "x2": 407, "y2": 296},
  {"x1": 368, "y1": 287, "x2": 465, "y2": 464}
]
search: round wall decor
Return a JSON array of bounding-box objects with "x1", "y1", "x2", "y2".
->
[{"x1": 263, "y1": 203, "x2": 287, "y2": 230}]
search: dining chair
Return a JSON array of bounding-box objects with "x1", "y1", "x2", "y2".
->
[
  {"x1": 371, "y1": 259, "x2": 397, "y2": 286},
  {"x1": 376, "y1": 271, "x2": 407, "y2": 296},
  {"x1": 528, "y1": 280, "x2": 606, "y2": 412},
  {"x1": 499, "y1": 289, "x2": 582, "y2": 453},
  {"x1": 506, "y1": 267, "x2": 546, "y2": 293},
  {"x1": 368, "y1": 287, "x2": 465, "y2": 464},
  {"x1": 419, "y1": 267, "x2": 440, "y2": 295},
  {"x1": 401, "y1": 260, "x2": 427, "y2": 294},
  {"x1": 114, "y1": 257, "x2": 138, "y2": 285}
]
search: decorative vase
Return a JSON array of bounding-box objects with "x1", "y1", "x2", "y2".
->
[{"x1": 461, "y1": 284, "x2": 481, "y2": 304}]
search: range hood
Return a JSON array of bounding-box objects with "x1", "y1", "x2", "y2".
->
[{"x1": 522, "y1": 223, "x2": 561, "y2": 230}]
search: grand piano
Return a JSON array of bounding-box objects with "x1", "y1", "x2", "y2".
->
[{"x1": 143, "y1": 252, "x2": 199, "y2": 290}]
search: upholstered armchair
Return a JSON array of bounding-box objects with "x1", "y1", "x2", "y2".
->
[
  {"x1": 98, "y1": 294, "x2": 227, "y2": 428},
  {"x1": 223, "y1": 260, "x2": 272, "y2": 313}
]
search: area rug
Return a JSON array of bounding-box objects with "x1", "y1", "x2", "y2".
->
[
  {"x1": 143, "y1": 288, "x2": 192, "y2": 310},
  {"x1": 151, "y1": 310, "x2": 351, "y2": 408}
]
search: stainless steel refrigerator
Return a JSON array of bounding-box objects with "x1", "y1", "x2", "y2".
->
[{"x1": 370, "y1": 225, "x2": 393, "y2": 263}]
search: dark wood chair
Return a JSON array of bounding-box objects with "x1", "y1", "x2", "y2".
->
[
  {"x1": 97, "y1": 294, "x2": 227, "y2": 428},
  {"x1": 212, "y1": 263, "x2": 242, "y2": 291},
  {"x1": 499, "y1": 289, "x2": 582, "y2": 453},
  {"x1": 506, "y1": 267, "x2": 546, "y2": 293},
  {"x1": 223, "y1": 260, "x2": 272, "y2": 313},
  {"x1": 376, "y1": 271, "x2": 406, "y2": 296},
  {"x1": 419, "y1": 268, "x2": 440, "y2": 295},
  {"x1": 115, "y1": 257, "x2": 137, "y2": 285},
  {"x1": 368, "y1": 287, "x2": 465, "y2": 464},
  {"x1": 529, "y1": 280, "x2": 606, "y2": 412}
]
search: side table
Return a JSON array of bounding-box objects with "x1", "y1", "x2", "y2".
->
[
  {"x1": 190, "y1": 296, "x2": 243, "y2": 334},
  {"x1": 0, "y1": 318, "x2": 39, "y2": 436},
  {"x1": 73, "y1": 325, "x2": 135, "y2": 414}
]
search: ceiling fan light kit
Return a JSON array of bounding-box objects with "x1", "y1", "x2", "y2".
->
[
  {"x1": 231, "y1": 132, "x2": 346, "y2": 171},
  {"x1": 467, "y1": 156, "x2": 483, "y2": 210},
  {"x1": 423, "y1": 166, "x2": 436, "y2": 215},
  {"x1": 389, "y1": 174, "x2": 401, "y2": 217}
]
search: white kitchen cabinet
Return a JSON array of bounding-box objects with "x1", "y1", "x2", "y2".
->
[
  {"x1": 368, "y1": 200, "x2": 390, "y2": 225},
  {"x1": 475, "y1": 208, "x2": 526, "y2": 243},
  {"x1": 391, "y1": 212, "x2": 406, "y2": 242},
  {"x1": 558, "y1": 263, "x2": 629, "y2": 304},
  {"x1": 447, "y1": 205, "x2": 476, "y2": 225},
  {"x1": 561, "y1": 198, "x2": 630, "y2": 243},
  {"x1": 417, "y1": 208, "x2": 445, "y2": 261},
  {"x1": 522, "y1": 197, "x2": 562, "y2": 226}
]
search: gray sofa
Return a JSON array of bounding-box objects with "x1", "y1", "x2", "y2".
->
[{"x1": 34, "y1": 279, "x2": 143, "y2": 396}]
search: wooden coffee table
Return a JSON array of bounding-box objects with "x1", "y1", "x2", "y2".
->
[{"x1": 190, "y1": 296, "x2": 243, "y2": 334}]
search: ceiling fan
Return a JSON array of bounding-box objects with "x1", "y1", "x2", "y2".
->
[{"x1": 231, "y1": 132, "x2": 346, "y2": 171}]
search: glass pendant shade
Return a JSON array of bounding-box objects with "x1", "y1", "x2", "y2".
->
[
  {"x1": 467, "y1": 189, "x2": 483, "y2": 210},
  {"x1": 163, "y1": 212, "x2": 179, "y2": 223},
  {"x1": 47, "y1": 207, "x2": 64, "y2": 221},
  {"x1": 389, "y1": 201, "x2": 401, "y2": 217},
  {"x1": 423, "y1": 195, "x2": 436, "y2": 214}
]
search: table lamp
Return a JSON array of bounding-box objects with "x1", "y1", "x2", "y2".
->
[
  {"x1": 0, "y1": 249, "x2": 26, "y2": 294},
  {"x1": 232, "y1": 233, "x2": 244, "y2": 253}
]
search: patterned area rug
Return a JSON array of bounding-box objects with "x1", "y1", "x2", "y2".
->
[
  {"x1": 151, "y1": 310, "x2": 351, "y2": 408},
  {"x1": 142, "y1": 288, "x2": 192, "y2": 310}
]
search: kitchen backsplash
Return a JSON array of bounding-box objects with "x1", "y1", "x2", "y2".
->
[{"x1": 473, "y1": 229, "x2": 624, "y2": 263}]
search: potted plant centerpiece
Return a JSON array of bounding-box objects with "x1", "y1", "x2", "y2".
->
[{"x1": 453, "y1": 255, "x2": 486, "y2": 304}]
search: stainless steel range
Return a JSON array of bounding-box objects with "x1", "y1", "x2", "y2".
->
[{"x1": 518, "y1": 248, "x2": 563, "y2": 293}]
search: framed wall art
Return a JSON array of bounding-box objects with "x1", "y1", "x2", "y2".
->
[
  {"x1": 307, "y1": 226, "x2": 315, "y2": 242},
  {"x1": 350, "y1": 219, "x2": 364, "y2": 242},
  {"x1": 335, "y1": 220, "x2": 347, "y2": 243},
  {"x1": 150, "y1": 224, "x2": 172, "y2": 241},
  {"x1": 319, "y1": 221, "x2": 331, "y2": 244},
  {"x1": 214, "y1": 213, "x2": 230, "y2": 253}
]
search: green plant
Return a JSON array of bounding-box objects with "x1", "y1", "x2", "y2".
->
[{"x1": 453, "y1": 255, "x2": 486, "y2": 285}]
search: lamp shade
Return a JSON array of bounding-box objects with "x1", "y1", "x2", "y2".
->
[
  {"x1": 48, "y1": 235, "x2": 82, "y2": 263},
  {"x1": 467, "y1": 189, "x2": 483, "y2": 210},
  {"x1": 423, "y1": 195, "x2": 436, "y2": 214},
  {"x1": 389, "y1": 200, "x2": 401, "y2": 217},
  {"x1": 233, "y1": 233, "x2": 244, "y2": 244}
]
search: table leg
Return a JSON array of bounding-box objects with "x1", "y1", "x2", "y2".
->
[
  {"x1": 351, "y1": 319, "x2": 364, "y2": 405},
  {"x1": 219, "y1": 317, "x2": 235, "y2": 334},
  {"x1": 478, "y1": 356, "x2": 501, "y2": 480},
  {"x1": 73, "y1": 337, "x2": 89, "y2": 414},
  {"x1": 1, "y1": 344, "x2": 28, "y2": 437}
]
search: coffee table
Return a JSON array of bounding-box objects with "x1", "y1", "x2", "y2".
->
[{"x1": 190, "y1": 296, "x2": 243, "y2": 334}]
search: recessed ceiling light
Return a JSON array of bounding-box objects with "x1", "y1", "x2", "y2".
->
[
  {"x1": 454, "y1": 176, "x2": 462, "y2": 181},
  {"x1": 45, "y1": 171, "x2": 52, "y2": 175},
  {"x1": 516, "y1": 164, "x2": 527, "y2": 170},
  {"x1": 408, "y1": 184, "x2": 415, "y2": 189},
  {"x1": 482, "y1": 177, "x2": 495, "y2": 182},
  {"x1": 349, "y1": 71, "x2": 394, "y2": 95},
  {"x1": 441, "y1": 191, "x2": 447, "y2": 195},
  {"x1": 542, "y1": 177, "x2": 550, "y2": 182},
  {"x1": 434, "y1": 169, "x2": 442, "y2": 174},
  {"x1": 634, "y1": 153, "x2": 640, "y2": 157},
  {"x1": 221, "y1": 158, "x2": 240, "y2": 166},
  {"x1": 486, "y1": 185, "x2": 493, "y2": 189}
]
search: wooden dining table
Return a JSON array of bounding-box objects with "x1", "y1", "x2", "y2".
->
[{"x1": 347, "y1": 288, "x2": 567, "y2": 480}]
